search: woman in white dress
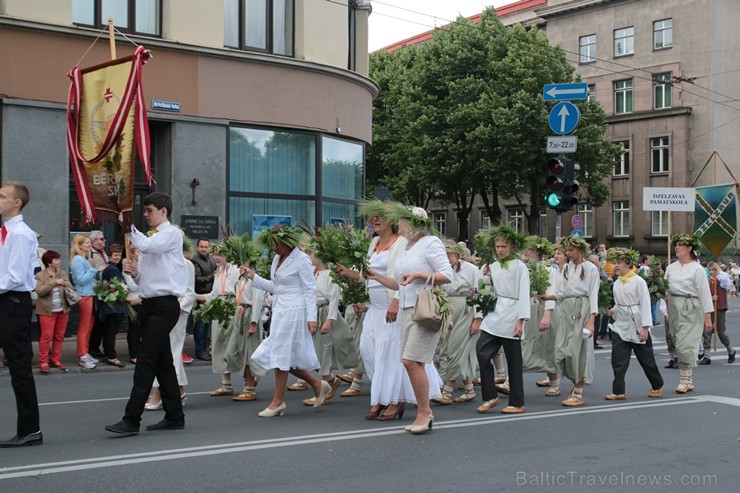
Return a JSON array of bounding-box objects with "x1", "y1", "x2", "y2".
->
[
  {"x1": 664, "y1": 233, "x2": 713, "y2": 393},
  {"x1": 604, "y1": 248, "x2": 664, "y2": 400},
  {"x1": 196, "y1": 249, "x2": 240, "y2": 396},
  {"x1": 366, "y1": 203, "x2": 452, "y2": 434},
  {"x1": 434, "y1": 240, "x2": 482, "y2": 404},
  {"x1": 245, "y1": 226, "x2": 331, "y2": 417},
  {"x1": 521, "y1": 236, "x2": 561, "y2": 397},
  {"x1": 145, "y1": 231, "x2": 195, "y2": 409},
  {"x1": 540, "y1": 235, "x2": 599, "y2": 407}
]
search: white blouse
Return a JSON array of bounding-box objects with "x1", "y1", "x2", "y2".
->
[
  {"x1": 665, "y1": 260, "x2": 713, "y2": 313},
  {"x1": 480, "y1": 258, "x2": 531, "y2": 339},
  {"x1": 556, "y1": 260, "x2": 600, "y2": 315},
  {"x1": 394, "y1": 235, "x2": 454, "y2": 309},
  {"x1": 252, "y1": 248, "x2": 318, "y2": 323},
  {"x1": 315, "y1": 269, "x2": 341, "y2": 321},
  {"x1": 610, "y1": 274, "x2": 652, "y2": 344}
]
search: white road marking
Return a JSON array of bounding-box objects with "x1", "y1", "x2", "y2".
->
[
  {"x1": 39, "y1": 391, "x2": 213, "y2": 407},
  {"x1": 2, "y1": 395, "x2": 738, "y2": 480}
]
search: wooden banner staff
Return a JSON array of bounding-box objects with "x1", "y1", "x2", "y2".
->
[{"x1": 107, "y1": 16, "x2": 132, "y2": 261}]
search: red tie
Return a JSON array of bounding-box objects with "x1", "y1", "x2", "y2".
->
[{"x1": 0, "y1": 226, "x2": 6, "y2": 245}]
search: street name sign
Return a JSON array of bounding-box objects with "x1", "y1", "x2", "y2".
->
[
  {"x1": 546, "y1": 136, "x2": 577, "y2": 153},
  {"x1": 543, "y1": 82, "x2": 589, "y2": 101},
  {"x1": 548, "y1": 102, "x2": 580, "y2": 135},
  {"x1": 642, "y1": 187, "x2": 695, "y2": 212}
]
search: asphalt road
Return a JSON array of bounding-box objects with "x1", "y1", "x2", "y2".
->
[{"x1": 1, "y1": 301, "x2": 739, "y2": 492}]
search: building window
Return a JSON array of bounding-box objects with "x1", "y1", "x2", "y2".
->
[
  {"x1": 587, "y1": 84, "x2": 596, "y2": 102},
  {"x1": 654, "y1": 72, "x2": 672, "y2": 109},
  {"x1": 481, "y1": 211, "x2": 491, "y2": 230},
  {"x1": 654, "y1": 18, "x2": 672, "y2": 49},
  {"x1": 612, "y1": 201, "x2": 630, "y2": 237},
  {"x1": 614, "y1": 141, "x2": 630, "y2": 176},
  {"x1": 433, "y1": 213, "x2": 447, "y2": 236},
  {"x1": 539, "y1": 207, "x2": 547, "y2": 238},
  {"x1": 614, "y1": 79, "x2": 633, "y2": 114},
  {"x1": 614, "y1": 27, "x2": 634, "y2": 57},
  {"x1": 510, "y1": 208, "x2": 524, "y2": 234},
  {"x1": 73, "y1": 0, "x2": 161, "y2": 35},
  {"x1": 577, "y1": 204, "x2": 594, "y2": 238},
  {"x1": 651, "y1": 137, "x2": 670, "y2": 173},
  {"x1": 651, "y1": 211, "x2": 668, "y2": 237},
  {"x1": 579, "y1": 34, "x2": 596, "y2": 63},
  {"x1": 224, "y1": 0, "x2": 294, "y2": 56}
]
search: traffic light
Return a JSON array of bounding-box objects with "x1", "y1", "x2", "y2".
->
[
  {"x1": 545, "y1": 157, "x2": 580, "y2": 212},
  {"x1": 545, "y1": 158, "x2": 565, "y2": 210},
  {"x1": 561, "y1": 160, "x2": 580, "y2": 210}
]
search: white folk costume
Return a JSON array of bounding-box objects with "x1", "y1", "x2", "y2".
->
[
  {"x1": 439, "y1": 260, "x2": 482, "y2": 382},
  {"x1": 231, "y1": 275, "x2": 267, "y2": 378},
  {"x1": 203, "y1": 263, "x2": 240, "y2": 374},
  {"x1": 554, "y1": 260, "x2": 599, "y2": 385},
  {"x1": 313, "y1": 269, "x2": 359, "y2": 376},
  {"x1": 477, "y1": 258, "x2": 530, "y2": 408},
  {"x1": 522, "y1": 263, "x2": 559, "y2": 375},
  {"x1": 608, "y1": 271, "x2": 664, "y2": 396},
  {"x1": 665, "y1": 260, "x2": 713, "y2": 367},
  {"x1": 251, "y1": 248, "x2": 320, "y2": 371}
]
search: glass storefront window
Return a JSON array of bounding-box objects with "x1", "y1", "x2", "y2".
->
[
  {"x1": 229, "y1": 196, "x2": 316, "y2": 236},
  {"x1": 323, "y1": 201, "x2": 363, "y2": 228},
  {"x1": 322, "y1": 136, "x2": 364, "y2": 200},
  {"x1": 230, "y1": 128, "x2": 316, "y2": 194}
]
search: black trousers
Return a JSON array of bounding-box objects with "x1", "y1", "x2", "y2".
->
[
  {"x1": 126, "y1": 307, "x2": 142, "y2": 359},
  {"x1": 103, "y1": 313, "x2": 124, "y2": 359},
  {"x1": 610, "y1": 332, "x2": 664, "y2": 395},
  {"x1": 122, "y1": 296, "x2": 183, "y2": 427},
  {"x1": 89, "y1": 305, "x2": 106, "y2": 355},
  {"x1": 476, "y1": 331, "x2": 524, "y2": 407},
  {"x1": 0, "y1": 291, "x2": 40, "y2": 436}
]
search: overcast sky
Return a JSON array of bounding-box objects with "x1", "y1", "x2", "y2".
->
[{"x1": 369, "y1": 0, "x2": 513, "y2": 51}]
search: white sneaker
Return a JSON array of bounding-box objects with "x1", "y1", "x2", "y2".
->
[
  {"x1": 87, "y1": 354, "x2": 100, "y2": 364},
  {"x1": 78, "y1": 357, "x2": 95, "y2": 369}
]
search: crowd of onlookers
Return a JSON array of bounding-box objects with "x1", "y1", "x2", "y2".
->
[{"x1": 0, "y1": 231, "x2": 220, "y2": 372}]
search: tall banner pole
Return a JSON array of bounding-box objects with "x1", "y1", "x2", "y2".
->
[{"x1": 712, "y1": 149, "x2": 718, "y2": 351}]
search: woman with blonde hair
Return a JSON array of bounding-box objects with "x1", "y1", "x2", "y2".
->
[
  {"x1": 366, "y1": 203, "x2": 452, "y2": 433},
  {"x1": 69, "y1": 234, "x2": 105, "y2": 369}
]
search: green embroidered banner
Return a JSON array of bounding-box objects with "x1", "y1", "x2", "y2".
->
[{"x1": 694, "y1": 184, "x2": 737, "y2": 258}]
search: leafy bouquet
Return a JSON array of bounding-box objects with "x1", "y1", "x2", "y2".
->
[
  {"x1": 219, "y1": 229, "x2": 262, "y2": 267},
  {"x1": 527, "y1": 260, "x2": 551, "y2": 296},
  {"x1": 309, "y1": 222, "x2": 371, "y2": 305},
  {"x1": 255, "y1": 251, "x2": 276, "y2": 280},
  {"x1": 193, "y1": 296, "x2": 238, "y2": 330},
  {"x1": 465, "y1": 279, "x2": 498, "y2": 317},
  {"x1": 637, "y1": 256, "x2": 669, "y2": 303},
  {"x1": 93, "y1": 277, "x2": 137, "y2": 319},
  {"x1": 435, "y1": 287, "x2": 453, "y2": 337},
  {"x1": 598, "y1": 280, "x2": 613, "y2": 314}
]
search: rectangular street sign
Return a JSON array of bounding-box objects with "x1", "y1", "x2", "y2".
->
[
  {"x1": 543, "y1": 82, "x2": 589, "y2": 101},
  {"x1": 642, "y1": 187, "x2": 696, "y2": 212},
  {"x1": 546, "y1": 136, "x2": 577, "y2": 153}
]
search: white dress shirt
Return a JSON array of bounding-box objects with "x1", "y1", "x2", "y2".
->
[
  {"x1": 0, "y1": 214, "x2": 38, "y2": 293},
  {"x1": 129, "y1": 221, "x2": 187, "y2": 298}
]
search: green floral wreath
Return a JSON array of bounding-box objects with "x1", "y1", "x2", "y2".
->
[
  {"x1": 556, "y1": 235, "x2": 591, "y2": 255},
  {"x1": 257, "y1": 225, "x2": 308, "y2": 252},
  {"x1": 606, "y1": 247, "x2": 639, "y2": 266},
  {"x1": 525, "y1": 235, "x2": 554, "y2": 259},
  {"x1": 671, "y1": 231, "x2": 701, "y2": 250}
]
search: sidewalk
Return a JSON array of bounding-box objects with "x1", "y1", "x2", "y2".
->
[{"x1": 0, "y1": 333, "x2": 211, "y2": 376}]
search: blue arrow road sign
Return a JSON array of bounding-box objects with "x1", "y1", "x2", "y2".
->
[
  {"x1": 571, "y1": 230, "x2": 584, "y2": 237},
  {"x1": 548, "y1": 102, "x2": 580, "y2": 135},
  {"x1": 543, "y1": 82, "x2": 589, "y2": 101}
]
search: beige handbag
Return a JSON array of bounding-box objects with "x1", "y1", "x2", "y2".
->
[{"x1": 413, "y1": 273, "x2": 443, "y2": 331}]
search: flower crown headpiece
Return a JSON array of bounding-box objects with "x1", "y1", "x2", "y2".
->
[
  {"x1": 257, "y1": 225, "x2": 308, "y2": 252},
  {"x1": 556, "y1": 235, "x2": 591, "y2": 255},
  {"x1": 606, "y1": 247, "x2": 639, "y2": 266},
  {"x1": 525, "y1": 235, "x2": 554, "y2": 259}
]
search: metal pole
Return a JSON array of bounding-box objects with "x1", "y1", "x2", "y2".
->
[{"x1": 555, "y1": 213, "x2": 562, "y2": 240}]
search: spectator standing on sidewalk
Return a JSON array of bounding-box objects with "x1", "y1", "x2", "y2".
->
[
  {"x1": 191, "y1": 238, "x2": 216, "y2": 361},
  {"x1": 34, "y1": 250, "x2": 74, "y2": 373},
  {"x1": 87, "y1": 230, "x2": 108, "y2": 359},
  {"x1": 699, "y1": 262, "x2": 736, "y2": 365},
  {"x1": 99, "y1": 244, "x2": 127, "y2": 368}
]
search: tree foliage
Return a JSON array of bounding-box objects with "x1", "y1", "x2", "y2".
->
[{"x1": 367, "y1": 8, "x2": 621, "y2": 237}]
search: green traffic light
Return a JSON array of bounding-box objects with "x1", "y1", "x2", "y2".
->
[{"x1": 546, "y1": 192, "x2": 561, "y2": 207}]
